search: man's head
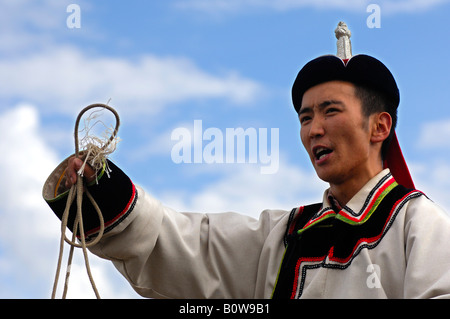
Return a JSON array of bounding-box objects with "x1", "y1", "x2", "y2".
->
[
  {"x1": 299, "y1": 80, "x2": 393, "y2": 186},
  {"x1": 290, "y1": 53, "x2": 418, "y2": 191}
]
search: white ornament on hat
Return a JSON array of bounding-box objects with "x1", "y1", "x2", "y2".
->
[{"x1": 335, "y1": 21, "x2": 352, "y2": 59}]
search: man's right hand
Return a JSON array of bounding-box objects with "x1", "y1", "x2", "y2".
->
[{"x1": 65, "y1": 156, "x2": 96, "y2": 188}]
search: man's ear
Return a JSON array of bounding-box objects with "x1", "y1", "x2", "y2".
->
[{"x1": 371, "y1": 112, "x2": 392, "y2": 144}]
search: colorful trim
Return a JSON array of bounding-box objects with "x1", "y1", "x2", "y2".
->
[
  {"x1": 292, "y1": 189, "x2": 422, "y2": 298},
  {"x1": 337, "y1": 179, "x2": 397, "y2": 225},
  {"x1": 272, "y1": 173, "x2": 422, "y2": 299}
]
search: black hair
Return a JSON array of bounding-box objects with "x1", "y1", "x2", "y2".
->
[{"x1": 354, "y1": 84, "x2": 398, "y2": 160}]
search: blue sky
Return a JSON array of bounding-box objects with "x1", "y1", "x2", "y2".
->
[{"x1": 1, "y1": 0, "x2": 450, "y2": 298}]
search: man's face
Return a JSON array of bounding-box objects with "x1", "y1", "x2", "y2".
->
[{"x1": 299, "y1": 81, "x2": 375, "y2": 186}]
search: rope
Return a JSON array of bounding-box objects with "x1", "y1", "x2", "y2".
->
[{"x1": 51, "y1": 103, "x2": 120, "y2": 299}]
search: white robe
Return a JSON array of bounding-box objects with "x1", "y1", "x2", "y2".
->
[{"x1": 43, "y1": 163, "x2": 450, "y2": 299}]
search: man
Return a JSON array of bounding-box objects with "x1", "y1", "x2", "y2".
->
[{"x1": 43, "y1": 23, "x2": 450, "y2": 298}]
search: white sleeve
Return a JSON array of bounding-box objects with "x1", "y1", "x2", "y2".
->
[
  {"x1": 89, "y1": 185, "x2": 287, "y2": 299},
  {"x1": 403, "y1": 195, "x2": 450, "y2": 298}
]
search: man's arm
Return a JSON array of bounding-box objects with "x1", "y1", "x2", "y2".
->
[{"x1": 42, "y1": 156, "x2": 288, "y2": 298}]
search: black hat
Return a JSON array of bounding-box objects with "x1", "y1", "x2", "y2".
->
[
  {"x1": 292, "y1": 22, "x2": 414, "y2": 189},
  {"x1": 291, "y1": 54, "x2": 400, "y2": 113}
]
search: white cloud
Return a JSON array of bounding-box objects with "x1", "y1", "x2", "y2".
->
[
  {"x1": 0, "y1": 0, "x2": 93, "y2": 55},
  {"x1": 0, "y1": 105, "x2": 139, "y2": 298},
  {"x1": 0, "y1": 104, "x2": 60, "y2": 297},
  {"x1": 409, "y1": 161, "x2": 450, "y2": 213},
  {"x1": 175, "y1": 0, "x2": 449, "y2": 14},
  {"x1": 417, "y1": 118, "x2": 450, "y2": 149},
  {"x1": 381, "y1": 0, "x2": 450, "y2": 14},
  {"x1": 0, "y1": 0, "x2": 70, "y2": 31},
  {"x1": 174, "y1": 0, "x2": 363, "y2": 12},
  {"x1": 0, "y1": 1, "x2": 264, "y2": 118},
  {"x1": 403, "y1": 117, "x2": 450, "y2": 211},
  {"x1": 0, "y1": 46, "x2": 263, "y2": 117}
]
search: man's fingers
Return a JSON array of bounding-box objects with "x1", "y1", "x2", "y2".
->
[
  {"x1": 64, "y1": 157, "x2": 96, "y2": 188},
  {"x1": 65, "y1": 157, "x2": 79, "y2": 188}
]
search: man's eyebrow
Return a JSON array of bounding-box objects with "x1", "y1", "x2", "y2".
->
[
  {"x1": 298, "y1": 106, "x2": 312, "y2": 116},
  {"x1": 318, "y1": 100, "x2": 344, "y2": 109},
  {"x1": 299, "y1": 100, "x2": 344, "y2": 115}
]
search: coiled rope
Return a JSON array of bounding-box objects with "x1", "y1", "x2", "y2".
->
[{"x1": 51, "y1": 103, "x2": 120, "y2": 299}]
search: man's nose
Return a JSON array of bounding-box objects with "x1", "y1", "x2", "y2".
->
[{"x1": 308, "y1": 116, "x2": 325, "y2": 138}]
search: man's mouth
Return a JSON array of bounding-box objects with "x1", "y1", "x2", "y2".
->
[{"x1": 313, "y1": 146, "x2": 333, "y2": 162}]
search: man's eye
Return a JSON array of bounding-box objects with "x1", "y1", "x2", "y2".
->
[
  {"x1": 326, "y1": 108, "x2": 338, "y2": 114},
  {"x1": 300, "y1": 116, "x2": 311, "y2": 124}
]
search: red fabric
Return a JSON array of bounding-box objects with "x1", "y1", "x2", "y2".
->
[{"x1": 383, "y1": 132, "x2": 415, "y2": 189}]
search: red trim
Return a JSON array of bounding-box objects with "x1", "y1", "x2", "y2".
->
[
  {"x1": 291, "y1": 256, "x2": 326, "y2": 299},
  {"x1": 288, "y1": 206, "x2": 304, "y2": 235}
]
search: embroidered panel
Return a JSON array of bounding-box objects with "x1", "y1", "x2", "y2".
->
[{"x1": 272, "y1": 180, "x2": 422, "y2": 299}]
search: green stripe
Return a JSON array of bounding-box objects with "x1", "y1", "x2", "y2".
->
[
  {"x1": 297, "y1": 212, "x2": 336, "y2": 236},
  {"x1": 336, "y1": 181, "x2": 398, "y2": 225},
  {"x1": 271, "y1": 245, "x2": 288, "y2": 298}
]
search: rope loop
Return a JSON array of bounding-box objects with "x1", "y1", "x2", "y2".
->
[{"x1": 52, "y1": 103, "x2": 120, "y2": 299}]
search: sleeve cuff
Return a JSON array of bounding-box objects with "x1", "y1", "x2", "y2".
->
[{"x1": 42, "y1": 157, "x2": 138, "y2": 240}]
